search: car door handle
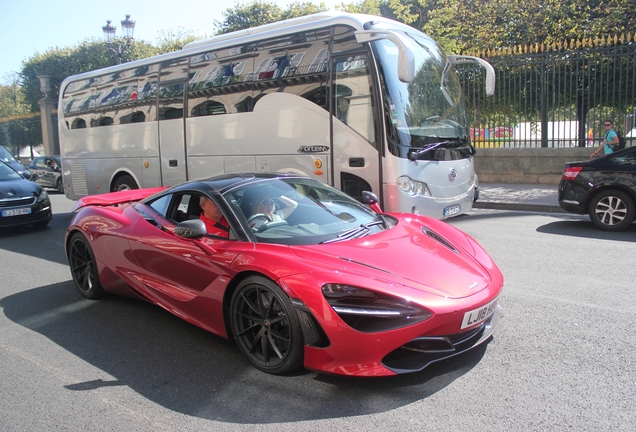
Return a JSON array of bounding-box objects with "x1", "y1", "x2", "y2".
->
[
  {"x1": 349, "y1": 158, "x2": 365, "y2": 167},
  {"x1": 169, "y1": 159, "x2": 178, "y2": 167}
]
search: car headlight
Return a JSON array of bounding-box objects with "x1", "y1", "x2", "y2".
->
[
  {"x1": 322, "y1": 284, "x2": 432, "y2": 332},
  {"x1": 37, "y1": 189, "x2": 49, "y2": 202},
  {"x1": 397, "y1": 176, "x2": 431, "y2": 197}
]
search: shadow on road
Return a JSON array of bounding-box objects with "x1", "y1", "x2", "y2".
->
[
  {"x1": 1, "y1": 281, "x2": 489, "y2": 424},
  {"x1": 0, "y1": 211, "x2": 73, "y2": 266},
  {"x1": 536, "y1": 219, "x2": 636, "y2": 240}
]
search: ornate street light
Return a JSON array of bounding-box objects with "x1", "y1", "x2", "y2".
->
[{"x1": 102, "y1": 14, "x2": 136, "y2": 64}]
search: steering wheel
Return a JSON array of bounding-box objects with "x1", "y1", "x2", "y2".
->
[
  {"x1": 257, "y1": 220, "x2": 288, "y2": 232},
  {"x1": 247, "y1": 213, "x2": 272, "y2": 232}
]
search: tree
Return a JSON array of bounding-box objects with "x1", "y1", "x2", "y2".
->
[
  {"x1": 19, "y1": 39, "x2": 159, "y2": 112},
  {"x1": 0, "y1": 73, "x2": 29, "y2": 118},
  {"x1": 154, "y1": 28, "x2": 202, "y2": 53},
  {"x1": 214, "y1": 1, "x2": 330, "y2": 34}
]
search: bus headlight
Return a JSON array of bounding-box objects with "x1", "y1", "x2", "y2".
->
[{"x1": 397, "y1": 176, "x2": 431, "y2": 197}]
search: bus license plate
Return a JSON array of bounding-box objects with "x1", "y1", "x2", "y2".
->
[
  {"x1": 2, "y1": 208, "x2": 31, "y2": 217},
  {"x1": 461, "y1": 297, "x2": 499, "y2": 329},
  {"x1": 444, "y1": 205, "x2": 460, "y2": 217}
]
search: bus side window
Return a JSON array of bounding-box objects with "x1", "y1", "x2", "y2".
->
[{"x1": 250, "y1": 29, "x2": 329, "y2": 112}]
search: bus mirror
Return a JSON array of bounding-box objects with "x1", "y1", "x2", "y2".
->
[
  {"x1": 445, "y1": 55, "x2": 496, "y2": 96},
  {"x1": 355, "y1": 30, "x2": 415, "y2": 83}
]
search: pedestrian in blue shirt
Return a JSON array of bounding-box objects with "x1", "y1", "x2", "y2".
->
[{"x1": 591, "y1": 120, "x2": 619, "y2": 157}]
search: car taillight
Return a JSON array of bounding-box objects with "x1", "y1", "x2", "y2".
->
[{"x1": 562, "y1": 166, "x2": 583, "y2": 181}]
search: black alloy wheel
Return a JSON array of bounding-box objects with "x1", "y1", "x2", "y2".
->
[
  {"x1": 588, "y1": 189, "x2": 636, "y2": 231},
  {"x1": 68, "y1": 233, "x2": 106, "y2": 299},
  {"x1": 230, "y1": 276, "x2": 303, "y2": 374}
]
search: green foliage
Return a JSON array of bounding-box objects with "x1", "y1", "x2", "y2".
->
[
  {"x1": 154, "y1": 27, "x2": 202, "y2": 53},
  {"x1": 0, "y1": 74, "x2": 29, "y2": 118},
  {"x1": 19, "y1": 38, "x2": 158, "y2": 112},
  {"x1": 214, "y1": 1, "x2": 330, "y2": 34}
]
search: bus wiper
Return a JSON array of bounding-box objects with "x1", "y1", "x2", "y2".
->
[
  {"x1": 321, "y1": 220, "x2": 385, "y2": 244},
  {"x1": 408, "y1": 141, "x2": 450, "y2": 161}
]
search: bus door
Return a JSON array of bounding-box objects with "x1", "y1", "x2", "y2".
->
[
  {"x1": 157, "y1": 81, "x2": 187, "y2": 186},
  {"x1": 331, "y1": 54, "x2": 381, "y2": 202},
  {"x1": 157, "y1": 58, "x2": 189, "y2": 186}
]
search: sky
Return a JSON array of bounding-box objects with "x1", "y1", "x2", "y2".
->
[{"x1": 0, "y1": 0, "x2": 348, "y2": 83}]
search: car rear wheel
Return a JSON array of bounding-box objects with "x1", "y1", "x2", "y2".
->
[
  {"x1": 230, "y1": 276, "x2": 303, "y2": 374},
  {"x1": 56, "y1": 177, "x2": 64, "y2": 194},
  {"x1": 588, "y1": 189, "x2": 635, "y2": 231},
  {"x1": 68, "y1": 233, "x2": 106, "y2": 299}
]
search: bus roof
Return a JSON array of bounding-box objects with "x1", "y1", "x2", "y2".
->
[{"x1": 58, "y1": 12, "x2": 416, "y2": 92}]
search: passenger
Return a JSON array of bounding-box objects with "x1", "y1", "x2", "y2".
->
[
  {"x1": 199, "y1": 195, "x2": 230, "y2": 238},
  {"x1": 250, "y1": 191, "x2": 297, "y2": 222}
]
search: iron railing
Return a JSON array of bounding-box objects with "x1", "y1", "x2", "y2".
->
[{"x1": 460, "y1": 36, "x2": 636, "y2": 148}]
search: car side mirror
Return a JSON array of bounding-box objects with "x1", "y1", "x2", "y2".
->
[
  {"x1": 174, "y1": 219, "x2": 207, "y2": 238},
  {"x1": 362, "y1": 191, "x2": 383, "y2": 213}
]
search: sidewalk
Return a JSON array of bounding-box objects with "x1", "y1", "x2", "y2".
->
[{"x1": 474, "y1": 183, "x2": 565, "y2": 213}]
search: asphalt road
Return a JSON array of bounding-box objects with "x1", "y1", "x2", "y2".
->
[{"x1": 0, "y1": 193, "x2": 634, "y2": 431}]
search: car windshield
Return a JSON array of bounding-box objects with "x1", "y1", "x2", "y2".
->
[
  {"x1": 223, "y1": 177, "x2": 387, "y2": 245},
  {"x1": 0, "y1": 162, "x2": 22, "y2": 180},
  {"x1": 0, "y1": 146, "x2": 17, "y2": 163},
  {"x1": 373, "y1": 32, "x2": 472, "y2": 158}
]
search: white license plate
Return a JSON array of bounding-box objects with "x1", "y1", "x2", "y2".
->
[
  {"x1": 461, "y1": 297, "x2": 499, "y2": 329},
  {"x1": 2, "y1": 208, "x2": 32, "y2": 217},
  {"x1": 444, "y1": 204, "x2": 461, "y2": 217}
]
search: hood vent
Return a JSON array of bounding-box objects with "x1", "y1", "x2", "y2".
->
[{"x1": 422, "y1": 228, "x2": 459, "y2": 253}]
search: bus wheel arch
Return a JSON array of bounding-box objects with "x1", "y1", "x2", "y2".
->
[{"x1": 111, "y1": 172, "x2": 139, "y2": 192}]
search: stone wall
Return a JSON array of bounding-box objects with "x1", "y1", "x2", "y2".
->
[{"x1": 474, "y1": 147, "x2": 595, "y2": 184}]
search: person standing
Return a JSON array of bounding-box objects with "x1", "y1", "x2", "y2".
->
[{"x1": 591, "y1": 120, "x2": 619, "y2": 158}]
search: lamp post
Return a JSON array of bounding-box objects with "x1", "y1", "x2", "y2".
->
[{"x1": 102, "y1": 14, "x2": 136, "y2": 64}]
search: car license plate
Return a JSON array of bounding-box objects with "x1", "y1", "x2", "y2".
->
[
  {"x1": 461, "y1": 297, "x2": 499, "y2": 329},
  {"x1": 444, "y1": 204, "x2": 461, "y2": 217},
  {"x1": 2, "y1": 208, "x2": 32, "y2": 217}
]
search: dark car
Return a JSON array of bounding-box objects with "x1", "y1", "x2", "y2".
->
[
  {"x1": 0, "y1": 146, "x2": 31, "y2": 179},
  {"x1": 558, "y1": 146, "x2": 636, "y2": 231},
  {"x1": 0, "y1": 160, "x2": 52, "y2": 229},
  {"x1": 27, "y1": 156, "x2": 63, "y2": 193}
]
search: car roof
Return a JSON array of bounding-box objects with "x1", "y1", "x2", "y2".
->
[{"x1": 178, "y1": 172, "x2": 309, "y2": 195}]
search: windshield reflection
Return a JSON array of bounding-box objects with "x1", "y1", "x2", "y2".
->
[
  {"x1": 223, "y1": 178, "x2": 386, "y2": 245},
  {"x1": 374, "y1": 33, "x2": 469, "y2": 149}
]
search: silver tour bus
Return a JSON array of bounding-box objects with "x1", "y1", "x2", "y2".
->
[{"x1": 58, "y1": 12, "x2": 494, "y2": 218}]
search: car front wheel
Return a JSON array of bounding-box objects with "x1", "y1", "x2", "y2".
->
[
  {"x1": 588, "y1": 189, "x2": 635, "y2": 231},
  {"x1": 68, "y1": 233, "x2": 106, "y2": 299},
  {"x1": 230, "y1": 276, "x2": 303, "y2": 374}
]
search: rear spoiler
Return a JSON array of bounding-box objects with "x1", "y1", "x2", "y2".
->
[{"x1": 72, "y1": 187, "x2": 168, "y2": 212}]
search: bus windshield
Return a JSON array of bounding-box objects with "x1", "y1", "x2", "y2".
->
[{"x1": 373, "y1": 32, "x2": 469, "y2": 150}]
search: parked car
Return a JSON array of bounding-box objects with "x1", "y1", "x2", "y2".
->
[
  {"x1": 0, "y1": 160, "x2": 52, "y2": 229},
  {"x1": 66, "y1": 173, "x2": 504, "y2": 376},
  {"x1": 0, "y1": 146, "x2": 31, "y2": 179},
  {"x1": 27, "y1": 155, "x2": 63, "y2": 193},
  {"x1": 558, "y1": 146, "x2": 636, "y2": 231}
]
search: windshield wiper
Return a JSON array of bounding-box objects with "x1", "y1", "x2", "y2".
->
[
  {"x1": 321, "y1": 220, "x2": 385, "y2": 244},
  {"x1": 408, "y1": 137, "x2": 474, "y2": 161},
  {"x1": 408, "y1": 141, "x2": 450, "y2": 161}
]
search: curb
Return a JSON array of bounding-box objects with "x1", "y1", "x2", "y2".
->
[{"x1": 473, "y1": 202, "x2": 567, "y2": 213}]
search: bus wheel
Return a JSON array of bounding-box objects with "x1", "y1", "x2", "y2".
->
[{"x1": 112, "y1": 174, "x2": 138, "y2": 192}]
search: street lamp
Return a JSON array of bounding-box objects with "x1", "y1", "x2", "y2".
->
[{"x1": 102, "y1": 14, "x2": 136, "y2": 64}]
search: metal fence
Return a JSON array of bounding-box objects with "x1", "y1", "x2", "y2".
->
[{"x1": 460, "y1": 35, "x2": 636, "y2": 148}]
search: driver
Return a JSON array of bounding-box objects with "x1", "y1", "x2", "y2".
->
[{"x1": 248, "y1": 190, "x2": 298, "y2": 222}]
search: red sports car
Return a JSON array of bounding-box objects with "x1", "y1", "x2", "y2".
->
[{"x1": 65, "y1": 173, "x2": 503, "y2": 377}]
